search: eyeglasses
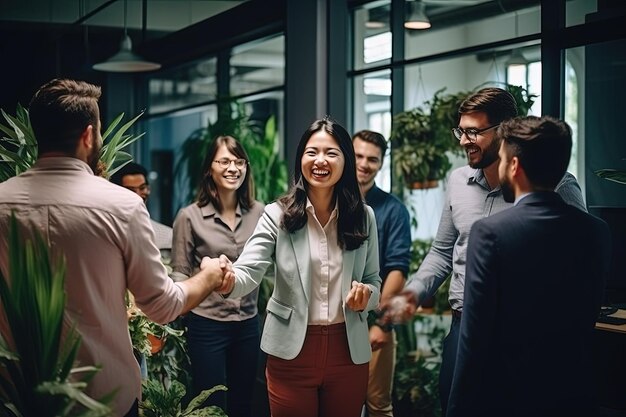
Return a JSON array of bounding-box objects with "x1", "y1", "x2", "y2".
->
[
  {"x1": 124, "y1": 183, "x2": 150, "y2": 193},
  {"x1": 213, "y1": 158, "x2": 247, "y2": 169},
  {"x1": 452, "y1": 124, "x2": 500, "y2": 143}
]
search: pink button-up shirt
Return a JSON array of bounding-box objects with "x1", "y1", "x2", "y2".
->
[{"x1": 0, "y1": 157, "x2": 188, "y2": 416}]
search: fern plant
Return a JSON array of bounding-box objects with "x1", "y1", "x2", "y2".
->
[{"x1": 0, "y1": 214, "x2": 111, "y2": 416}]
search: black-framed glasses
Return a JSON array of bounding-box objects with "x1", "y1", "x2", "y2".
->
[
  {"x1": 213, "y1": 158, "x2": 248, "y2": 169},
  {"x1": 452, "y1": 124, "x2": 500, "y2": 143}
]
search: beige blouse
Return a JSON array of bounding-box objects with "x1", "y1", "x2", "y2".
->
[{"x1": 171, "y1": 200, "x2": 265, "y2": 321}]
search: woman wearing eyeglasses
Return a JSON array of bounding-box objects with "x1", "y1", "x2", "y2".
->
[{"x1": 171, "y1": 135, "x2": 265, "y2": 417}]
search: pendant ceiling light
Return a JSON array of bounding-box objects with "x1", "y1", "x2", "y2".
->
[
  {"x1": 93, "y1": 0, "x2": 161, "y2": 73},
  {"x1": 405, "y1": 1, "x2": 431, "y2": 30},
  {"x1": 506, "y1": 11, "x2": 528, "y2": 67}
]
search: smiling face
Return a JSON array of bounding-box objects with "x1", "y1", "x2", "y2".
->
[
  {"x1": 211, "y1": 144, "x2": 247, "y2": 193},
  {"x1": 458, "y1": 111, "x2": 500, "y2": 169},
  {"x1": 353, "y1": 137, "x2": 383, "y2": 191},
  {"x1": 301, "y1": 130, "x2": 345, "y2": 192}
]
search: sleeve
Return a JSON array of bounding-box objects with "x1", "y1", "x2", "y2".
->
[
  {"x1": 228, "y1": 205, "x2": 279, "y2": 299},
  {"x1": 447, "y1": 220, "x2": 498, "y2": 416},
  {"x1": 170, "y1": 206, "x2": 196, "y2": 282},
  {"x1": 404, "y1": 189, "x2": 457, "y2": 303},
  {"x1": 555, "y1": 172, "x2": 587, "y2": 212},
  {"x1": 380, "y1": 202, "x2": 412, "y2": 278},
  {"x1": 124, "y1": 204, "x2": 187, "y2": 324},
  {"x1": 363, "y1": 206, "x2": 382, "y2": 312}
]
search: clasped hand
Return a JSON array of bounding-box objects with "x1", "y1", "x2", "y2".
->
[
  {"x1": 200, "y1": 254, "x2": 235, "y2": 294},
  {"x1": 345, "y1": 280, "x2": 371, "y2": 312}
]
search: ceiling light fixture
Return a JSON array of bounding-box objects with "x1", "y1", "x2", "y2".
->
[
  {"x1": 93, "y1": 0, "x2": 160, "y2": 73},
  {"x1": 506, "y1": 11, "x2": 528, "y2": 67},
  {"x1": 405, "y1": 1, "x2": 431, "y2": 30}
]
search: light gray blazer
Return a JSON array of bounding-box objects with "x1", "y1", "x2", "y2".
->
[{"x1": 228, "y1": 202, "x2": 381, "y2": 364}]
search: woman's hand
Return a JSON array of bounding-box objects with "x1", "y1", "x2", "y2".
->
[
  {"x1": 345, "y1": 280, "x2": 371, "y2": 311},
  {"x1": 200, "y1": 254, "x2": 235, "y2": 294}
]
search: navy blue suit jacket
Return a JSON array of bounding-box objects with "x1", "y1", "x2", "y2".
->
[{"x1": 447, "y1": 192, "x2": 610, "y2": 417}]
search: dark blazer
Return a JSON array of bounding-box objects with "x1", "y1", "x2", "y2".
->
[{"x1": 447, "y1": 192, "x2": 611, "y2": 417}]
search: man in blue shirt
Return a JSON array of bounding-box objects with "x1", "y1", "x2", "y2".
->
[{"x1": 353, "y1": 130, "x2": 411, "y2": 417}]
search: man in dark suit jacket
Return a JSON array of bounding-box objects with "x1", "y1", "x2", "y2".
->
[{"x1": 447, "y1": 116, "x2": 611, "y2": 417}]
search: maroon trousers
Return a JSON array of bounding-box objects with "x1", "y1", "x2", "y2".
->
[{"x1": 266, "y1": 323, "x2": 369, "y2": 417}]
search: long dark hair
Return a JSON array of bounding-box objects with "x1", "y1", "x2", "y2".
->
[
  {"x1": 196, "y1": 135, "x2": 255, "y2": 211},
  {"x1": 279, "y1": 117, "x2": 368, "y2": 250}
]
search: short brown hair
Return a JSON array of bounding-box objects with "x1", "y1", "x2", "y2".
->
[
  {"x1": 498, "y1": 116, "x2": 572, "y2": 190},
  {"x1": 459, "y1": 87, "x2": 517, "y2": 126},
  {"x1": 29, "y1": 79, "x2": 101, "y2": 155},
  {"x1": 353, "y1": 129, "x2": 388, "y2": 156}
]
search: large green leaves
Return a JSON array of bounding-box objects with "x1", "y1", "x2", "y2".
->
[
  {"x1": 99, "y1": 111, "x2": 145, "y2": 178},
  {"x1": 0, "y1": 105, "x2": 37, "y2": 182},
  {"x1": 0, "y1": 105, "x2": 144, "y2": 183},
  {"x1": 140, "y1": 380, "x2": 227, "y2": 417},
  {"x1": 0, "y1": 214, "x2": 111, "y2": 416}
]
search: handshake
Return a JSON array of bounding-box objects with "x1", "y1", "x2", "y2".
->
[{"x1": 199, "y1": 254, "x2": 236, "y2": 295}]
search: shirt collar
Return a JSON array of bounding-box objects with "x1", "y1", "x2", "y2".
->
[
  {"x1": 33, "y1": 156, "x2": 94, "y2": 175},
  {"x1": 467, "y1": 167, "x2": 501, "y2": 192},
  {"x1": 306, "y1": 197, "x2": 339, "y2": 221},
  {"x1": 199, "y1": 201, "x2": 243, "y2": 218},
  {"x1": 514, "y1": 192, "x2": 532, "y2": 206}
]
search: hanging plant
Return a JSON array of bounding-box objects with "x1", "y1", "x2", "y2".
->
[{"x1": 390, "y1": 84, "x2": 537, "y2": 190}]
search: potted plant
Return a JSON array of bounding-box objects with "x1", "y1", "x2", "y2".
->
[
  {"x1": 392, "y1": 238, "x2": 450, "y2": 417},
  {"x1": 390, "y1": 105, "x2": 452, "y2": 190},
  {"x1": 390, "y1": 84, "x2": 536, "y2": 191}
]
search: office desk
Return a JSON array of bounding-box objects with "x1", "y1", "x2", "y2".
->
[
  {"x1": 594, "y1": 309, "x2": 626, "y2": 411},
  {"x1": 596, "y1": 309, "x2": 626, "y2": 334}
]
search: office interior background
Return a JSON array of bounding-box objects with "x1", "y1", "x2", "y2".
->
[
  {"x1": 1, "y1": 0, "x2": 626, "y2": 414},
  {"x1": 2, "y1": 0, "x2": 625, "y2": 282}
]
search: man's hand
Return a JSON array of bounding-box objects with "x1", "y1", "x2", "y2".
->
[
  {"x1": 199, "y1": 257, "x2": 227, "y2": 292},
  {"x1": 345, "y1": 280, "x2": 371, "y2": 311},
  {"x1": 379, "y1": 291, "x2": 418, "y2": 324},
  {"x1": 369, "y1": 324, "x2": 392, "y2": 351}
]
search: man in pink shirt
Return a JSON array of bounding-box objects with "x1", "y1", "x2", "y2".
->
[{"x1": 0, "y1": 79, "x2": 228, "y2": 416}]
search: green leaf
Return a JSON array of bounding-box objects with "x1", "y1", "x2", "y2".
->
[
  {"x1": 184, "y1": 385, "x2": 227, "y2": 413},
  {"x1": 595, "y1": 169, "x2": 626, "y2": 185},
  {"x1": 0, "y1": 214, "x2": 110, "y2": 415}
]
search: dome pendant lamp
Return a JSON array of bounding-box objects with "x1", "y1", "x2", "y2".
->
[{"x1": 93, "y1": 0, "x2": 161, "y2": 72}]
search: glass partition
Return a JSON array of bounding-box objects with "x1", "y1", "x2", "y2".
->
[
  {"x1": 148, "y1": 57, "x2": 218, "y2": 115},
  {"x1": 230, "y1": 35, "x2": 285, "y2": 97}
]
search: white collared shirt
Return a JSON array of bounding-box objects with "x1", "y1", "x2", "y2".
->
[{"x1": 305, "y1": 199, "x2": 344, "y2": 325}]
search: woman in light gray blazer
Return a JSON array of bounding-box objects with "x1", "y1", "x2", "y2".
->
[{"x1": 218, "y1": 117, "x2": 381, "y2": 417}]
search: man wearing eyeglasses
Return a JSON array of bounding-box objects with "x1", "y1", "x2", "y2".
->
[
  {"x1": 448, "y1": 116, "x2": 608, "y2": 417},
  {"x1": 111, "y1": 162, "x2": 173, "y2": 259},
  {"x1": 393, "y1": 87, "x2": 587, "y2": 414}
]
